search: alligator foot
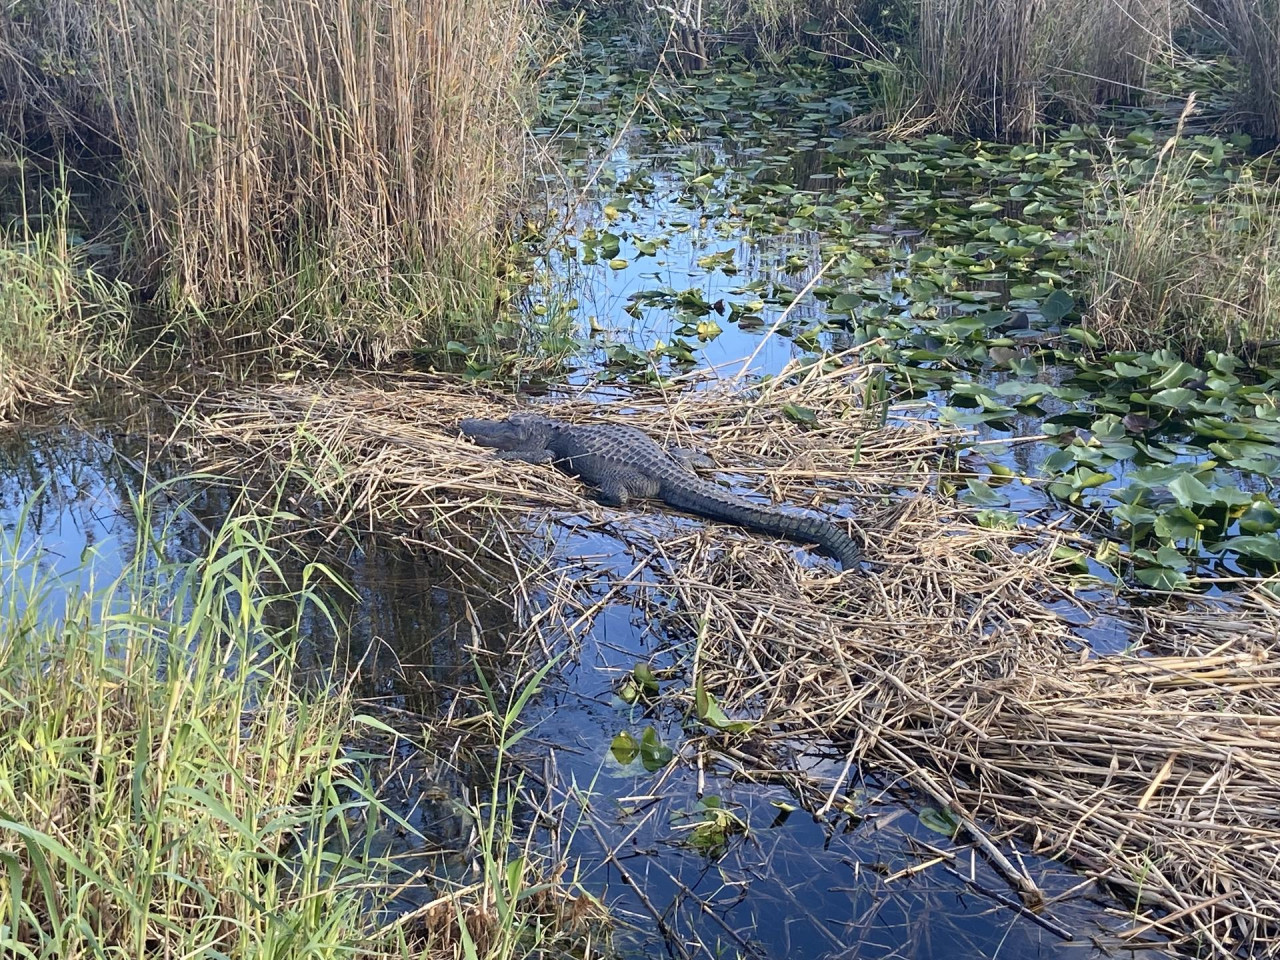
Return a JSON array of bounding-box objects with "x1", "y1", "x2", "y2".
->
[
  {"x1": 497, "y1": 449, "x2": 555, "y2": 464},
  {"x1": 667, "y1": 447, "x2": 717, "y2": 472}
]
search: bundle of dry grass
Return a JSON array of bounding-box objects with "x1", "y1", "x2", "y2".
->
[
  {"x1": 191, "y1": 364, "x2": 1280, "y2": 956},
  {"x1": 644, "y1": 530, "x2": 1279, "y2": 955}
]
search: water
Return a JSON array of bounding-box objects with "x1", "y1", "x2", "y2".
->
[{"x1": 0, "y1": 418, "x2": 1172, "y2": 958}]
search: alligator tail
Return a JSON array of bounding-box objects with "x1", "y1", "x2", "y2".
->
[{"x1": 661, "y1": 478, "x2": 863, "y2": 570}]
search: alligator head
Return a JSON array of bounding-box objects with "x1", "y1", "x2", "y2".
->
[{"x1": 458, "y1": 414, "x2": 561, "y2": 452}]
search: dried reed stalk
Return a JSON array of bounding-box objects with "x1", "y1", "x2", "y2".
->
[
  {"x1": 4, "y1": 0, "x2": 534, "y2": 356},
  {"x1": 917, "y1": 0, "x2": 1186, "y2": 138}
]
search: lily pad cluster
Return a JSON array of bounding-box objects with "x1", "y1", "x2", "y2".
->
[{"x1": 514, "y1": 29, "x2": 1280, "y2": 584}]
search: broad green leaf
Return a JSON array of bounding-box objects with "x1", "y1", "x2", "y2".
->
[
  {"x1": 1211, "y1": 536, "x2": 1280, "y2": 562},
  {"x1": 611, "y1": 732, "x2": 639, "y2": 765},
  {"x1": 1149, "y1": 387, "x2": 1196, "y2": 408},
  {"x1": 1039, "y1": 289, "x2": 1074, "y2": 323},
  {"x1": 639, "y1": 727, "x2": 674, "y2": 771},
  {"x1": 1135, "y1": 566, "x2": 1190, "y2": 590},
  {"x1": 1239, "y1": 501, "x2": 1280, "y2": 535},
  {"x1": 1168, "y1": 473, "x2": 1216, "y2": 508}
]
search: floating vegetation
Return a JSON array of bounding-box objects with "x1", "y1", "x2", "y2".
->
[{"x1": 513, "y1": 28, "x2": 1280, "y2": 576}]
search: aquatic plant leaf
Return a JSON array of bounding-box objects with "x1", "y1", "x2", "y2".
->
[
  {"x1": 1039, "y1": 289, "x2": 1074, "y2": 322},
  {"x1": 611, "y1": 732, "x2": 640, "y2": 765},
  {"x1": 918, "y1": 806, "x2": 961, "y2": 837},
  {"x1": 1155, "y1": 546, "x2": 1191, "y2": 570},
  {"x1": 1150, "y1": 361, "x2": 1201, "y2": 390},
  {"x1": 1052, "y1": 546, "x2": 1089, "y2": 571},
  {"x1": 1210, "y1": 536, "x2": 1280, "y2": 562},
  {"x1": 1154, "y1": 509, "x2": 1206, "y2": 541},
  {"x1": 639, "y1": 727, "x2": 674, "y2": 771},
  {"x1": 1239, "y1": 502, "x2": 1280, "y2": 535},
  {"x1": 1168, "y1": 473, "x2": 1216, "y2": 508},
  {"x1": 1135, "y1": 566, "x2": 1190, "y2": 590},
  {"x1": 634, "y1": 662, "x2": 660, "y2": 695},
  {"x1": 1122, "y1": 413, "x2": 1159, "y2": 433},
  {"x1": 1149, "y1": 388, "x2": 1197, "y2": 408},
  {"x1": 962, "y1": 479, "x2": 1007, "y2": 507},
  {"x1": 1112, "y1": 503, "x2": 1157, "y2": 529}
]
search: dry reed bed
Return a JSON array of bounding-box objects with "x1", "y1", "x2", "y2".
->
[
  {"x1": 191, "y1": 370, "x2": 1280, "y2": 958},
  {"x1": 2, "y1": 0, "x2": 533, "y2": 356}
]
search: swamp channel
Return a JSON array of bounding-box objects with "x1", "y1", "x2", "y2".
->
[{"x1": 6, "y1": 25, "x2": 1280, "y2": 960}]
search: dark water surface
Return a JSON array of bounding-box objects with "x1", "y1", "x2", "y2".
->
[{"x1": 0, "y1": 415, "x2": 1171, "y2": 959}]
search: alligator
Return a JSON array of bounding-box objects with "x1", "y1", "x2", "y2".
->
[{"x1": 459, "y1": 414, "x2": 863, "y2": 570}]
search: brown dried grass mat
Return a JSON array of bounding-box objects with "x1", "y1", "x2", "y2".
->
[{"x1": 191, "y1": 368, "x2": 1280, "y2": 958}]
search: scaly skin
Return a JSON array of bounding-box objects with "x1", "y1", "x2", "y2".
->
[{"x1": 459, "y1": 414, "x2": 863, "y2": 570}]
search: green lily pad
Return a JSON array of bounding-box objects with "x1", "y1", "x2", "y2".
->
[
  {"x1": 1039, "y1": 289, "x2": 1074, "y2": 323},
  {"x1": 1168, "y1": 473, "x2": 1217, "y2": 508},
  {"x1": 1210, "y1": 536, "x2": 1280, "y2": 563},
  {"x1": 1149, "y1": 387, "x2": 1197, "y2": 408},
  {"x1": 962, "y1": 479, "x2": 1008, "y2": 507},
  {"x1": 1239, "y1": 501, "x2": 1280, "y2": 535},
  {"x1": 1154, "y1": 507, "x2": 1209, "y2": 540},
  {"x1": 1135, "y1": 566, "x2": 1190, "y2": 590},
  {"x1": 640, "y1": 727, "x2": 674, "y2": 771},
  {"x1": 611, "y1": 731, "x2": 640, "y2": 765}
]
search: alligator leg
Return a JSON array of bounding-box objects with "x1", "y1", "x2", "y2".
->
[
  {"x1": 596, "y1": 472, "x2": 661, "y2": 507},
  {"x1": 497, "y1": 449, "x2": 555, "y2": 464},
  {"x1": 667, "y1": 447, "x2": 717, "y2": 472}
]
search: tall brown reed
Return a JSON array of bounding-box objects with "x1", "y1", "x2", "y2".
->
[
  {"x1": 914, "y1": 0, "x2": 1185, "y2": 139},
  {"x1": 3, "y1": 0, "x2": 536, "y2": 363},
  {"x1": 1213, "y1": 0, "x2": 1279, "y2": 141}
]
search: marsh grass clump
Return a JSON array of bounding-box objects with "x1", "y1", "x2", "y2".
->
[
  {"x1": 1211, "y1": 0, "x2": 1280, "y2": 141},
  {"x1": 2, "y1": 0, "x2": 536, "y2": 365},
  {"x1": 0, "y1": 187, "x2": 134, "y2": 419},
  {"x1": 1084, "y1": 129, "x2": 1280, "y2": 357},
  {"x1": 846, "y1": 0, "x2": 1186, "y2": 139},
  {"x1": 911, "y1": 0, "x2": 1186, "y2": 139},
  {"x1": 0, "y1": 493, "x2": 599, "y2": 958},
  {"x1": 0, "y1": 505, "x2": 387, "y2": 957}
]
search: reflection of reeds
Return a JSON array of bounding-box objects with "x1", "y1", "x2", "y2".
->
[
  {"x1": 197, "y1": 362, "x2": 1280, "y2": 955},
  {"x1": 1085, "y1": 101, "x2": 1280, "y2": 357}
]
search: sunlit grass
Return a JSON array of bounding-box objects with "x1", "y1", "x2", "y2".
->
[
  {"x1": 0, "y1": 485, "x2": 604, "y2": 958},
  {"x1": 0, "y1": 185, "x2": 134, "y2": 419},
  {"x1": 1084, "y1": 122, "x2": 1280, "y2": 357}
]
